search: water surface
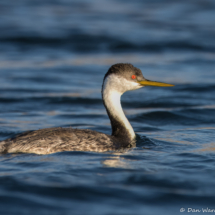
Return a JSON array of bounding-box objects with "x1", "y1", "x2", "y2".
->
[{"x1": 0, "y1": 0, "x2": 215, "y2": 214}]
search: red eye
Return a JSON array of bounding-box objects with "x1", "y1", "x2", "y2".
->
[{"x1": 131, "y1": 75, "x2": 136, "y2": 79}]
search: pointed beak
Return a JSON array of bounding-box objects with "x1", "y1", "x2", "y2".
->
[{"x1": 138, "y1": 79, "x2": 174, "y2": 87}]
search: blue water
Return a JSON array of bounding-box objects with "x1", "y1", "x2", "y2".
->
[{"x1": 0, "y1": 0, "x2": 215, "y2": 214}]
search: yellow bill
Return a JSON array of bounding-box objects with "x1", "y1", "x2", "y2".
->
[{"x1": 138, "y1": 79, "x2": 174, "y2": 87}]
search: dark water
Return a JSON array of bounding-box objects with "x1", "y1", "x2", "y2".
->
[{"x1": 0, "y1": 0, "x2": 215, "y2": 214}]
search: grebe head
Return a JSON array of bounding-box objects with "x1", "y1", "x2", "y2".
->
[
  {"x1": 101, "y1": 63, "x2": 174, "y2": 140},
  {"x1": 102, "y1": 63, "x2": 174, "y2": 95}
]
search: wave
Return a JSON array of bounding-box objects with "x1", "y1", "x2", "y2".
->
[
  {"x1": 0, "y1": 96, "x2": 102, "y2": 105},
  {"x1": 174, "y1": 84, "x2": 215, "y2": 93},
  {"x1": 0, "y1": 34, "x2": 214, "y2": 52},
  {"x1": 132, "y1": 108, "x2": 215, "y2": 126}
]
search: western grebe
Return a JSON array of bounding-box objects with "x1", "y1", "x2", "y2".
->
[{"x1": 0, "y1": 63, "x2": 174, "y2": 154}]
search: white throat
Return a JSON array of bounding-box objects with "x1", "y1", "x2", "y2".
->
[{"x1": 102, "y1": 75, "x2": 141, "y2": 140}]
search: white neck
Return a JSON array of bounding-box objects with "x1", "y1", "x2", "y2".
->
[{"x1": 102, "y1": 75, "x2": 136, "y2": 140}]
